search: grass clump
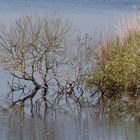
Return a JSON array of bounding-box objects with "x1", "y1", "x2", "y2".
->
[{"x1": 86, "y1": 17, "x2": 140, "y2": 116}]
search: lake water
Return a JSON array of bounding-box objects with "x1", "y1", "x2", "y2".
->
[
  {"x1": 0, "y1": 0, "x2": 140, "y2": 140},
  {"x1": 1, "y1": 110, "x2": 140, "y2": 140}
]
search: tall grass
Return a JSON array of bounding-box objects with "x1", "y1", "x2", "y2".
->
[{"x1": 86, "y1": 14, "x2": 140, "y2": 116}]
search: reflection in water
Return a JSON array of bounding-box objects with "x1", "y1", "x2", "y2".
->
[{"x1": 0, "y1": 111, "x2": 139, "y2": 140}]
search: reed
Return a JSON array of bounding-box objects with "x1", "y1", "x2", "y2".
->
[{"x1": 86, "y1": 14, "x2": 140, "y2": 115}]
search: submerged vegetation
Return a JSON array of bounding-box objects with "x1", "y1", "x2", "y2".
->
[
  {"x1": 0, "y1": 15, "x2": 94, "y2": 115},
  {"x1": 0, "y1": 14, "x2": 140, "y2": 118},
  {"x1": 86, "y1": 15, "x2": 140, "y2": 118}
]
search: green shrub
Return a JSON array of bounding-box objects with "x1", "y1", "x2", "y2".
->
[{"x1": 86, "y1": 30, "x2": 140, "y2": 102}]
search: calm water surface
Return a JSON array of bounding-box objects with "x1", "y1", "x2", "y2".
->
[
  {"x1": 0, "y1": 110, "x2": 140, "y2": 140},
  {"x1": 0, "y1": 0, "x2": 140, "y2": 140}
]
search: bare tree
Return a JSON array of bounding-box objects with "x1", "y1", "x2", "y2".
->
[
  {"x1": 0, "y1": 15, "x2": 71, "y2": 112},
  {"x1": 52, "y1": 33, "x2": 98, "y2": 110}
]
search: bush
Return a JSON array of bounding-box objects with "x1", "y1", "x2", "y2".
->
[{"x1": 86, "y1": 22, "x2": 140, "y2": 108}]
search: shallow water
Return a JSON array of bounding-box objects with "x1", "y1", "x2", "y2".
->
[
  {"x1": 0, "y1": 110, "x2": 140, "y2": 140},
  {"x1": 0, "y1": 0, "x2": 140, "y2": 140}
]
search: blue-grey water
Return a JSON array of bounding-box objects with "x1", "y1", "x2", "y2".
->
[
  {"x1": 0, "y1": 0, "x2": 140, "y2": 140},
  {"x1": 1, "y1": 110, "x2": 140, "y2": 140}
]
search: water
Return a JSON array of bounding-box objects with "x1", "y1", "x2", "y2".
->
[
  {"x1": 0, "y1": 0, "x2": 140, "y2": 140},
  {"x1": 0, "y1": 0, "x2": 138, "y2": 33},
  {"x1": 0, "y1": 110, "x2": 140, "y2": 140}
]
